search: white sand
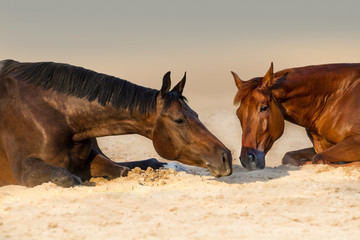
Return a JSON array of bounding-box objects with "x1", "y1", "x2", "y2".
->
[{"x1": 1, "y1": 97, "x2": 360, "y2": 240}]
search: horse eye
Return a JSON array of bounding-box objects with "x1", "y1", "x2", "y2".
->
[
  {"x1": 174, "y1": 118, "x2": 185, "y2": 124},
  {"x1": 260, "y1": 105, "x2": 269, "y2": 112}
]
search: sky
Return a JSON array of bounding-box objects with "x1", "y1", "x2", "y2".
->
[{"x1": 1, "y1": 0, "x2": 360, "y2": 102}]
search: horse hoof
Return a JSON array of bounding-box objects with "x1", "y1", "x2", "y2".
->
[
  {"x1": 282, "y1": 157, "x2": 307, "y2": 166},
  {"x1": 163, "y1": 162, "x2": 188, "y2": 173},
  {"x1": 51, "y1": 169, "x2": 75, "y2": 187},
  {"x1": 51, "y1": 175, "x2": 74, "y2": 188},
  {"x1": 71, "y1": 174, "x2": 83, "y2": 185},
  {"x1": 120, "y1": 167, "x2": 130, "y2": 177}
]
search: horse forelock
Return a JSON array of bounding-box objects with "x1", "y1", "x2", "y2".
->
[
  {"x1": 163, "y1": 91, "x2": 187, "y2": 110},
  {"x1": 234, "y1": 78, "x2": 263, "y2": 105},
  {"x1": 2, "y1": 60, "x2": 160, "y2": 114}
]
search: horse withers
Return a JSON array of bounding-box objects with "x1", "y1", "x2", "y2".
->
[
  {"x1": 0, "y1": 60, "x2": 232, "y2": 187},
  {"x1": 232, "y1": 62, "x2": 360, "y2": 170}
]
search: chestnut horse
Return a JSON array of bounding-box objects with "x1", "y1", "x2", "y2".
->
[
  {"x1": 232, "y1": 63, "x2": 360, "y2": 170},
  {"x1": 0, "y1": 60, "x2": 232, "y2": 187}
]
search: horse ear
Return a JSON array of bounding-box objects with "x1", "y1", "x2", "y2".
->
[
  {"x1": 231, "y1": 71, "x2": 244, "y2": 89},
  {"x1": 231, "y1": 71, "x2": 245, "y2": 105},
  {"x1": 171, "y1": 72, "x2": 186, "y2": 94},
  {"x1": 160, "y1": 71, "x2": 171, "y2": 98},
  {"x1": 262, "y1": 62, "x2": 274, "y2": 87}
]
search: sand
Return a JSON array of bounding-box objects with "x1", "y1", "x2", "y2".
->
[{"x1": 1, "y1": 98, "x2": 360, "y2": 240}]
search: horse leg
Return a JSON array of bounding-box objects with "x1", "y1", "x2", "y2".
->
[
  {"x1": 90, "y1": 153, "x2": 130, "y2": 179},
  {"x1": 88, "y1": 152, "x2": 188, "y2": 178},
  {"x1": 282, "y1": 147, "x2": 317, "y2": 166},
  {"x1": 91, "y1": 154, "x2": 187, "y2": 177},
  {"x1": 328, "y1": 161, "x2": 360, "y2": 167},
  {"x1": 21, "y1": 158, "x2": 75, "y2": 187},
  {"x1": 116, "y1": 158, "x2": 187, "y2": 172},
  {"x1": 88, "y1": 139, "x2": 187, "y2": 178},
  {"x1": 312, "y1": 136, "x2": 360, "y2": 166},
  {"x1": 282, "y1": 129, "x2": 317, "y2": 166}
]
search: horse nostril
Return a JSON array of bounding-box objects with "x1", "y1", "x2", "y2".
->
[
  {"x1": 247, "y1": 153, "x2": 255, "y2": 163},
  {"x1": 221, "y1": 151, "x2": 232, "y2": 175},
  {"x1": 222, "y1": 153, "x2": 227, "y2": 165}
]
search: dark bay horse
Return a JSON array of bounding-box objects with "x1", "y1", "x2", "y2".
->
[
  {"x1": 0, "y1": 60, "x2": 232, "y2": 187},
  {"x1": 232, "y1": 63, "x2": 360, "y2": 170}
]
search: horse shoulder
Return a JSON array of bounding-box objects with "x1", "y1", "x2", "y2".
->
[{"x1": 315, "y1": 82, "x2": 360, "y2": 145}]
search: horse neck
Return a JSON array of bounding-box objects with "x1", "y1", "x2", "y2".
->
[
  {"x1": 272, "y1": 69, "x2": 344, "y2": 129},
  {"x1": 47, "y1": 94, "x2": 157, "y2": 141}
]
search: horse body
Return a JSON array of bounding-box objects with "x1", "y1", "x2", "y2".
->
[
  {"x1": 274, "y1": 64, "x2": 360, "y2": 153},
  {"x1": 0, "y1": 60, "x2": 232, "y2": 187},
  {"x1": 233, "y1": 63, "x2": 360, "y2": 170}
]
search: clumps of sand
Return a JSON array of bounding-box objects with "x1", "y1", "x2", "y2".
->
[
  {"x1": 86, "y1": 167, "x2": 179, "y2": 187},
  {"x1": 127, "y1": 167, "x2": 178, "y2": 186}
]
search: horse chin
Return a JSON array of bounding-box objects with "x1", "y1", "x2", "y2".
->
[
  {"x1": 206, "y1": 161, "x2": 233, "y2": 177},
  {"x1": 176, "y1": 156, "x2": 231, "y2": 177},
  {"x1": 207, "y1": 165, "x2": 230, "y2": 177},
  {"x1": 240, "y1": 157, "x2": 257, "y2": 171},
  {"x1": 172, "y1": 146, "x2": 233, "y2": 177}
]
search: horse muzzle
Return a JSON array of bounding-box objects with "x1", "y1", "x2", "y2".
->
[
  {"x1": 240, "y1": 147, "x2": 265, "y2": 171},
  {"x1": 207, "y1": 150, "x2": 233, "y2": 177}
]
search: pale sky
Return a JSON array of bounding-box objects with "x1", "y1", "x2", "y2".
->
[{"x1": 1, "y1": 0, "x2": 359, "y2": 101}]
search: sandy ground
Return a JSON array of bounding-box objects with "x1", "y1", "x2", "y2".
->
[{"x1": 1, "y1": 97, "x2": 360, "y2": 240}]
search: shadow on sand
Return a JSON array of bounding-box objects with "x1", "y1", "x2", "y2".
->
[{"x1": 188, "y1": 164, "x2": 301, "y2": 184}]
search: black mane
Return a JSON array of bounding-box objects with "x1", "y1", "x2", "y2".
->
[{"x1": 0, "y1": 60, "x2": 182, "y2": 114}]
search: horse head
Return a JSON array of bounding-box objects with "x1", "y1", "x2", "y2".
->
[
  {"x1": 232, "y1": 63, "x2": 284, "y2": 170},
  {"x1": 152, "y1": 72, "x2": 232, "y2": 177}
]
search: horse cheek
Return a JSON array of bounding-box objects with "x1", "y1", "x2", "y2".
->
[
  {"x1": 270, "y1": 107, "x2": 284, "y2": 141},
  {"x1": 152, "y1": 121, "x2": 178, "y2": 160},
  {"x1": 261, "y1": 118, "x2": 268, "y2": 132}
]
